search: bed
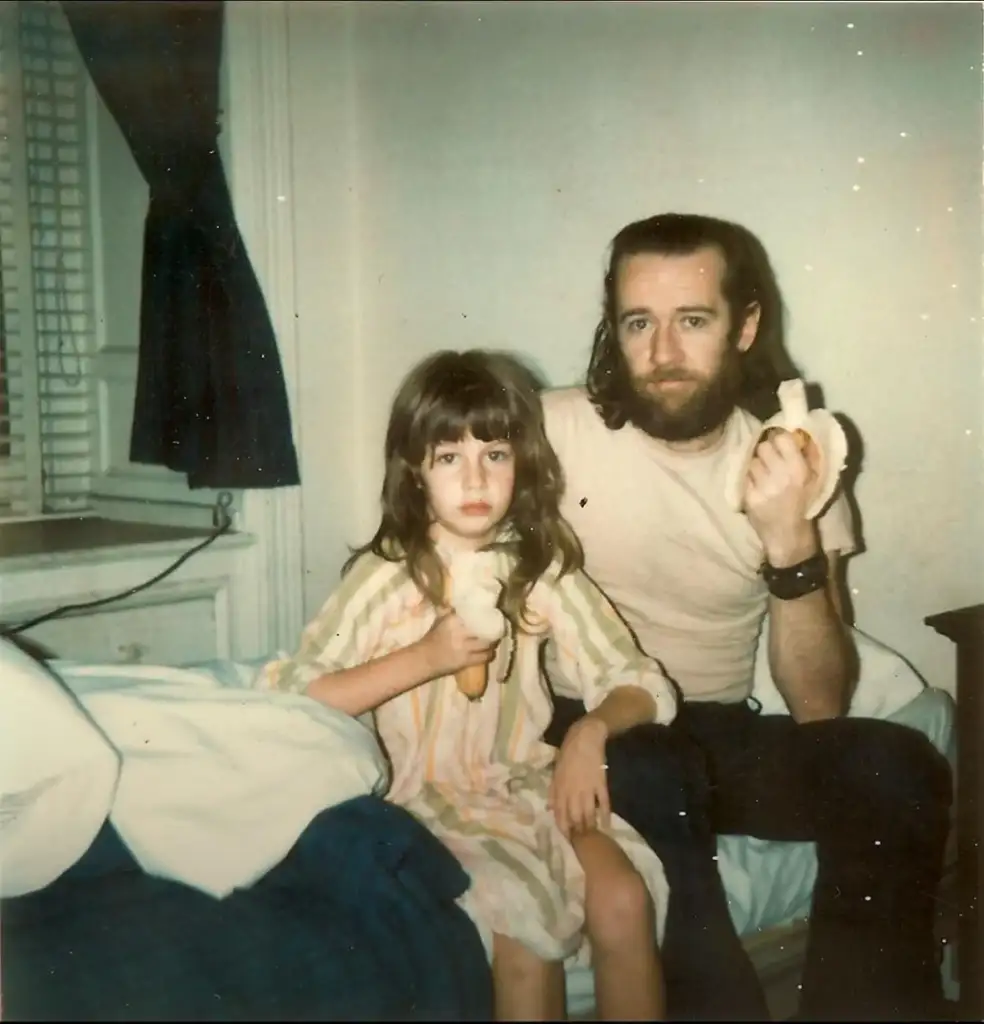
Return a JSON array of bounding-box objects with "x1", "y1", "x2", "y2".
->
[
  {"x1": 0, "y1": 643, "x2": 493, "y2": 1022},
  {"x1": 0, "y1": 625, "x2": 955, "y2": 1021}
]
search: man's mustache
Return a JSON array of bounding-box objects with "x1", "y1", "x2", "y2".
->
[{"x1": 642, "y1": 371, "x2": 701, "y2": 386}]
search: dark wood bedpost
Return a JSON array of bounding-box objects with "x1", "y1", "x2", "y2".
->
[{"x1": 925, "y1": 603, "x2": 983, "y2": 1021}]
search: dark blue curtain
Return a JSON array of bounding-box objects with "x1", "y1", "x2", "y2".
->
[{"x1": 60, "y1": 1, "x2": 300, "y2": 489}]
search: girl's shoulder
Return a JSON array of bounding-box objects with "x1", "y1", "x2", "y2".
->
[
  {"x1": 526, "y1": 558, "x2": 586, "y2": 614},
  {"x1": 336, "y1": 548, "x2": 415, "y2": 606},
  {"x1": 536, "y1": 555, "x2": 584, "y2": 588}
]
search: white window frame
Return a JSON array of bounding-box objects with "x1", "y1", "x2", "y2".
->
[{"x1": 0, "y1": 0, "x2": 97, "y2": 522}]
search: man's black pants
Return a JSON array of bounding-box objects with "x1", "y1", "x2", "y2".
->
[{"x1": 545, "y1": 696, "x2": 952, "y2": 1022}]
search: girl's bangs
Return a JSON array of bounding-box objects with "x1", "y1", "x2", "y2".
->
[{"x1": 420, "y1": 378, "x2": 522, "y2": 449}]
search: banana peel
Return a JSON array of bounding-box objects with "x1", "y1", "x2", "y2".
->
[{"x1": 725, "y1": 378, "x2": 848, "y2": 520}]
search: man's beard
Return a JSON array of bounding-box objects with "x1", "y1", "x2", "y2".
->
[{"x1": 620, "y1": 346, "x2": 743, "y2": 443}]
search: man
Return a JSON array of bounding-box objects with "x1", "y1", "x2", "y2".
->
[{"x1": 541, "y1": 213, "x2": 952, "y2": 1021}]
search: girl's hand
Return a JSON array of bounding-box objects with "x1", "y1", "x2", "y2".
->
[
  {"x1": 419, "y1": 610, "x2": 497, "y2": 680},
  {"x1": 549, "y1": 715, "x2": 610, "y2": 838}
]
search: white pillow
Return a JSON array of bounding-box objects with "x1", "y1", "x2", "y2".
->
[
  {"x1": 750, "y1": 620, "x2": 926, "y2": 719},
  {"x1": 0, "y1": 638, "x2": 121, "y2": 896}
]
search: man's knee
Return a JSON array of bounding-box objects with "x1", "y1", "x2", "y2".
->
[{"x1": 809, "y1": 717, "x2": 952, "y2": 827}]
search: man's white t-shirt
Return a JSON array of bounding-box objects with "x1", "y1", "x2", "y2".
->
[{"x1": 542, "y1": 386, "x2": 856, "y2": 705}]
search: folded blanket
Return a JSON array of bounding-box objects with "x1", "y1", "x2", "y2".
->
[{"x1": 56, "y1": 662, "x2": 390, "y2": 898}]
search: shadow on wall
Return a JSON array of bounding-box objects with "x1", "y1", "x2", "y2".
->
[
  {"x1": 806, "y1": 382, "x2": 866, "y2": 546},
  {"x1": 806, "y1": 380, "x2": 866, "y2": 626},
  {"x1": 513, "y1": 351, "x2": 553, "y2": 393}
]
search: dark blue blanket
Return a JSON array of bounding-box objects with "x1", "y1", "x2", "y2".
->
[{"x1": 2, "y1": 796, "x2": 492, "y2": 1022}]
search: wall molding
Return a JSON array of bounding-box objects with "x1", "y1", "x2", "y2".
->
[{"x1": 223, "y1": 1, "x2": 305, "y2": 656}]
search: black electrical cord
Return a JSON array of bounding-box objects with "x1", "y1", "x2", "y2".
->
[{"x1": 2, "y1": 512, "x2": 233, "y2": 637}]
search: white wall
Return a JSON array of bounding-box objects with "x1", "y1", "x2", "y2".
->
[{"x1": 286, "y1": 0, "x2": 983, "y2": 695}]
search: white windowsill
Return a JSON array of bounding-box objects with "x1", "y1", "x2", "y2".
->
[{"x1": 0, "y1": 516, "x2": 256, "y2": 572}]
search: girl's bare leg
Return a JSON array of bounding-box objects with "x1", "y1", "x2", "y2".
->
[
  {"x1": 572, "y1": 830, "x2": 666, "y2": 1021},
  {"x1": 491, "y1": 931, "x2": 567, "y2": 1021}
]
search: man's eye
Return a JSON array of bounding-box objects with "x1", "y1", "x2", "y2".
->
[
  {"x1": 627, "y1": 318, "x2": 649, "y2": 332},
  {"x1": 682, "y1": 316, "x2": 707, "y2": 329}
]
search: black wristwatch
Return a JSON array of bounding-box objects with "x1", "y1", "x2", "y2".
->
[{"x1": 761, "y1": 551, "x2": 828, "y2": 601}]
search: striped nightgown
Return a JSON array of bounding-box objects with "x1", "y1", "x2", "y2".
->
[{"x1": 256, "y1": 547, "x2": 677, "y2": 966}]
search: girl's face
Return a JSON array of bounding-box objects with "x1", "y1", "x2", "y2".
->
[{"x1": 419, "y1": 431, "x2": 515, "y2": 551}]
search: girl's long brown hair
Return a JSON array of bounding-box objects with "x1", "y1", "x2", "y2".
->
[{"x1": 344, "y1": 349, "x2": 582, "y2": 629}]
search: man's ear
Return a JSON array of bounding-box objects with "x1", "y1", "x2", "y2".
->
[{"x1": 737, "y1": 303, "x2": 761, "y2": 353}]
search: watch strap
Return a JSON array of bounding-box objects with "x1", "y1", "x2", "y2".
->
[{"x1": 761, "y1": 551, "x2": 828, "y2": 601}]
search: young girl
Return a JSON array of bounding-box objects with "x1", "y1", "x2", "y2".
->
[{"x1": 258, "y1": 350, "x2": 677, "y2": 1021}]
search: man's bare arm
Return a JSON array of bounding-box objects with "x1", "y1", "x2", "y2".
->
[{"x1": 767, "y1": 550, "x2": 859, "y2": 722}]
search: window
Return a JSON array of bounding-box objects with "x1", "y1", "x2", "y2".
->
[
  {"x1": 0, "y1": 0, "x2": 94, "y2": 519},
  {"x1": 0, "y1": 0, "x2": 233, "y2": 534}
]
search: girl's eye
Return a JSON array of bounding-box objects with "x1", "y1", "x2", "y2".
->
[
  {"x1": 627, "y1": 318, "x2": 649, "y2": 332},
  {"x1": 487, "y1": 448, "x2": 512, "y2": 462},
  {"x1": 435, "y1": 451, "x2": 457, "y2": 464}
]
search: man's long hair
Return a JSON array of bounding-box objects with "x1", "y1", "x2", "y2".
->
[
  {"x1": 345, "y1": 349, "x2": 582, "y2": 629},
  {"x1": 586, "y1": 213, "x2": 800, "y2": 427}
]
